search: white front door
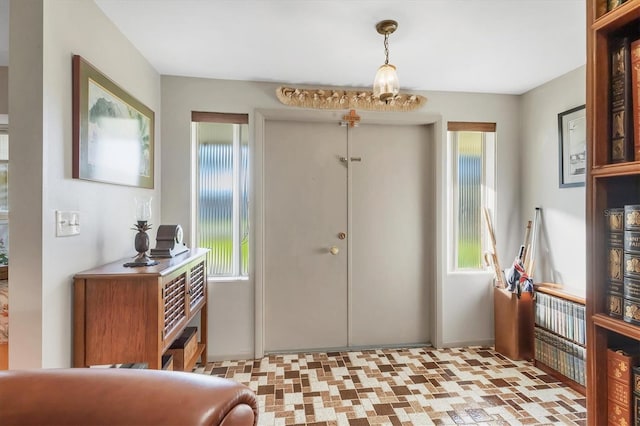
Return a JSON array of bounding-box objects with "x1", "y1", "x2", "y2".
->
[
  {"x1": 349, "y1": 123, "x2": 432, "y2": 346},
  {"x1": 264, "y1": 119, "x2": 348, "y2": 352},
  {"x1": 263, "y1": 116, "x2": 433, "y2": 353}
]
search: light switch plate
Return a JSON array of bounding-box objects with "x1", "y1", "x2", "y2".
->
[{"x1": 56, "y1": 210, "x2": 80, "y2": 237}]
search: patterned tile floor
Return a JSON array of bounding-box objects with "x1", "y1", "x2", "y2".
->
[{"x1": 194, "y1": 346, "x2": 586, "y2": 426}]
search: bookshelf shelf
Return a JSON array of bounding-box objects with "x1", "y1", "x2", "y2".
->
[
  {"x1": 587, "y1": 0, "x2": 640, "y2": 423},
  {"x1": 535, "y1": 284, "x2": 585, "y2": 305},
  {"x1": 591, "y1": 161, "x2": 640, "y2": 177},
  {"x1": 592, "y1": 313, "x2": 640, "y2": 340}
]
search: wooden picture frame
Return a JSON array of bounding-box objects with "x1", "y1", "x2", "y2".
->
[
  {"x1": 72, "y1": 55, "x2": 154, "y2": 188},
  {"x1": 558, "y1": 105, "x2": 586, "y2": 188}
]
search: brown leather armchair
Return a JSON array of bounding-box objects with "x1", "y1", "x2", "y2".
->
[{"x1": 0, "y1": 368, "x2": 258, "y2": 426}]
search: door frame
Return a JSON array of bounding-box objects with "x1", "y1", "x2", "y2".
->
[{"x1": 254, "y1": 108, "x2": 442, "y2": 358}]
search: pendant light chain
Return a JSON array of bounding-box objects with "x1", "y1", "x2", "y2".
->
[{"x1": 384, "y1": 32, "x2": 390, "y2": 65}]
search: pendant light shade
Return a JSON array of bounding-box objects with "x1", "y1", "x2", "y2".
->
[
  {"x1": 373, "y1": 63, "x2": 399, "y2": 102},
  {"x1": 373, "y1": 20, "x2": 399, "y2": 103}
]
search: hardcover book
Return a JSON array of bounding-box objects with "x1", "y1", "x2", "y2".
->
[
  {"x1": 609, "y1": 208, "x2": 625, "y2": 318},
  {"x1": 634, "y1": 365, "x2": 640, "y2": 394},
  {"x1": 626, "y1": 205, "x2": 640, "y2": 231},
  {"x1": 611, "y1": 36, "x2": 634, "y2": 163},
  {"x1": 609, "y1": 208, "x2": 625, "y2": 282},
  {"x1": 610, "y1": 286, "x2": 625, "y2": 319},
  {"x1": 623, "y1": 206, "x2": 640, "y2": 325},
  {"x1": 608, "y1": 347, "x2": 639, "y2": 383},
  {"x1": 632, "y1": 38, "x2": 640, "y2": 161},
  {"x1": 610, "y1": 375, "x2": 632, "y2": 406},
  {"x1": 625, "y1": 230, "x2": 640, "y2": 253},
  {"x1": 609, "y1": 400, "x2": 632, "y2": 426},
  {"x1": 608, "y1": 348, "x2": 639, "y2": 425},
  {"x1": 624, "y1": 298, "x2": 640, "y2": 325},
  {"x1": 624, "y1": 277, "x2": 640, "y2": 301}
]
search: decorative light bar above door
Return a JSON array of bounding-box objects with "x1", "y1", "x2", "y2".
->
[{"x1": 276, "y1": 87, "x2": 427, "y2": 112}]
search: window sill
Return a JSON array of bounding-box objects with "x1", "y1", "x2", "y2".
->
[
  {"x1": 207, "y1": 276, "x2": 249, "y2": 283},
  {"x1": 448, "y1": 269, "x2": 494, "y2": 276}
]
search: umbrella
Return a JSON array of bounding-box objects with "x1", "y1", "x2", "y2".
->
[{"x1": 505, "y1": 246, "x2": 534, "y2": 297}]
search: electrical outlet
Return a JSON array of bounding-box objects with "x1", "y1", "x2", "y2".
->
[{"x1": 56, "y1": 210, "x2": 80, "y2": 237}]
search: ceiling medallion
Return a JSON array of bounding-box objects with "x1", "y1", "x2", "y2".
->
[{"x1": 276, "y1": 87, "x2": 427, "y2": 112}]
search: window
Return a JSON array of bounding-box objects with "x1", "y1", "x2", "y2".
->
[
  {"x1": 448, "y1": 122, "x2": 496, "y2": 271},
  {"x1": 192, "y1": 112, "x2": 249, "y2": 278}
]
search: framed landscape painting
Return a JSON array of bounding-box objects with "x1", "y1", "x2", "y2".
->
[
  {"x1": 558, "y1": 105, "x2": 586, "y2": 188},
  {"x1": 72, "y1": 55, "x2": 154, "y2": 188}
]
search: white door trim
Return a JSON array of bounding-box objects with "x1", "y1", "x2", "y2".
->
[{"x1": 254, "y1": 108, "x2": 442, "y2": 358}]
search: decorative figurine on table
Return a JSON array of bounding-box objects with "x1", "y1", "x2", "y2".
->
[
  {"x1": 124, "y1": 195, "x2": 158, "y2": 267},
  {"x1": 150, "y1": 224, "x2": 189, "y2": 258}
]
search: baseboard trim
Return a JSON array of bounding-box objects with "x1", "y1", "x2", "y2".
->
[
  {"x1": 437, "y1": 339, "x2": 494, "y2": 349},
  {"x1": 205, "y1": 341, "x2": 494, "y2": 362},
  {"x1": 206, "y1": 352, "x2": 255, "y2": 362},
  {"x1": 265, "y1": 342, "x2": 433, "y2": 356}
]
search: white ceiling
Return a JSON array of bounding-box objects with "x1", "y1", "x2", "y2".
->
[{"x1": 1, "y1": 0, "x2": 586, "y2": 95}]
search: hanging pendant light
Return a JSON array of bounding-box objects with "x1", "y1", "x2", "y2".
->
[{"x1": 373, "y1": 20, "x2": 400, "y2": 103}]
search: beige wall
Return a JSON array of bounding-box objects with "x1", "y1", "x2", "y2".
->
[
  {"x1": 0, "y1": 66, "x2": 7, "y2": 114},
  {"x1": 520, "y1": 66, "x2": 586, "y2": 292},
  {"x1": 162, "y1": 76, "x2": 522, "y2": 357},
  {"x1": 9, "y1": 0, "x2": 161, "y2": 368},
  {"x1": 7, "y1": 0, "x2": 583, "y2": 364}
]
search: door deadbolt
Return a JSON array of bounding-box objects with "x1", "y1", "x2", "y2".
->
[
  {"x1": 338, "y1": 232, "x2": 346, "y2": 240},
  {"x1": 339, "y1": 157, "x2": 362, "y2": 163}
]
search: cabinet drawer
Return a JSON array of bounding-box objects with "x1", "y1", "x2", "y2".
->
[{"x1": 165, "y1": 326, "x2": 197, "y2": 371}]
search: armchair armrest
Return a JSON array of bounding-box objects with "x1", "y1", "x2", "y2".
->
[{"x1": 0, "y1": 368, "x2": 257, "y2": 426}]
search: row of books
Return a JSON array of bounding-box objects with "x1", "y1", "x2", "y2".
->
[
  {"x1": 534, "y1": 292, "x2": 585, "y2": 346},
  {"x1": 606, "y1": 206, "x2": 640, "y2": 325},
  {"x1": 534, "y1": 327, "x2": 586, "y2": 386},
  {"x1": 609, "y1": 27, "x2": 640, "y2": 164}
]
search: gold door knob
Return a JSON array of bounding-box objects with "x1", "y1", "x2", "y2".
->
[{"x1": 329, "y1": 246, "x2": 339, "y2": 255}]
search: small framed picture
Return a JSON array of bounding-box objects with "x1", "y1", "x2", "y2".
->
[{"x1": 558, "y1": 105, "x2": 586, "y2": 188}]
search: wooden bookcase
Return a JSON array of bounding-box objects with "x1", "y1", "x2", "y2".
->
[
  {"x1": 533, "y1": 285, "x2": 586, "y2": 396},
  {"x1": 73, "y1": 249, "x2": 208, "y2": 370},
  {"x1": 587, "y1": 1, "x2": 640, "y2": 424}
]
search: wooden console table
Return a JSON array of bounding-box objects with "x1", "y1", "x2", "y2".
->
[{"x1": 73, "y1": 249, "x2": 208, "y2": 369}]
